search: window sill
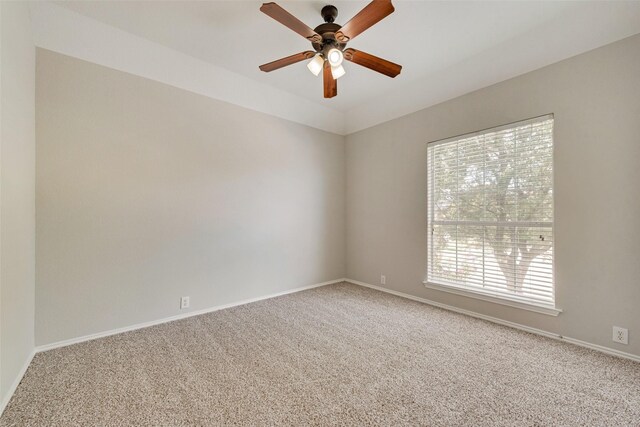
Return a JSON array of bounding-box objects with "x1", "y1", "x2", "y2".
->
[{"x1": 423, "y1": 281, "x2": 562, "y2": 316}]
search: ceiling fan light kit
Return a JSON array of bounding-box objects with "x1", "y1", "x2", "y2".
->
[{"x1": 259, "y1": 0, "x2": 402, "y2": 98}]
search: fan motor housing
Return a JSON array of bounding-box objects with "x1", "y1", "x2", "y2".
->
[{"x1": 312, "y1": 23, "x2": 347, "y2": 52}]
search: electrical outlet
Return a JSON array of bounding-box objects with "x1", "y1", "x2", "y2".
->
[
  {"x1": 380, "y1": 275, "x2": 386, "y2": 285},
  {"x1": 612, "y1": 326, "x2": 628, "y2": 345},
  {"x1": 180, "y1": 296, "x2": 190, "y2": 310}
]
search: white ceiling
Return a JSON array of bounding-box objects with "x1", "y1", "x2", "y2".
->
[{"x1": 47, "y1": 1, "x2": 640, "y2": 133}]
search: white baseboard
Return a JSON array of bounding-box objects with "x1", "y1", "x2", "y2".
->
[
  {"x1": 345, "y1": 278, "x2": 640, "y2": 363},
  {"x1": 36, "y1": 278, "x2": 346, "y2": 353},
  {"x1": 0, "y1": 349, "x2": 36, "y2": 417}
]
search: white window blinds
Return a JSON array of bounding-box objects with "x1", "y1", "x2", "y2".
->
[{"x1": 427, "y1": 115, "x2": 555, "y2": 309}]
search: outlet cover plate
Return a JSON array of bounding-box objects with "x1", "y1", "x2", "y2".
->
[
  {"x1": 181, "y1": 296, "x2": 190, "y2": 310},
  {"x1": 612, "y1": 326, "x2": 628, "y2": 345}
]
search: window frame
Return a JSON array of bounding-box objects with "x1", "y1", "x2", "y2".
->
[{"x1": 424, "y1": 114, "x2": 561, "y2": 316}]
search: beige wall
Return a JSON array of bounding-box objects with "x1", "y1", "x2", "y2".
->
[
  {"x1": 0, "y1": 1, "x2": 36, "y2": 407},
  {"x1": 346, "y1": 34, "x2": 640, "y2": 356},
  {"x1": 36, "y1": 50, "x2": 345, "y2": 346}
]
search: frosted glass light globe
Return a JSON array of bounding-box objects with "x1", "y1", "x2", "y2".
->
[
  {"x1": 327, "y1": 48, "x2": 343, "y2": 67},
  {"x1": 307, "y1": 54, "x2": 324, "y2": 76},
  {"x1": 331, "y1": 64, "x2": 346, "y2": 80}
]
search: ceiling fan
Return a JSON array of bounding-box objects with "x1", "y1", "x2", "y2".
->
[{"x1": 258, "y1": 0, "x2": 402, "y2": 98}]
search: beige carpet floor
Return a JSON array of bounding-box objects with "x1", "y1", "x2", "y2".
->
[{"x1": 1, "y1": 282, "x2": 639, "y2": 426}]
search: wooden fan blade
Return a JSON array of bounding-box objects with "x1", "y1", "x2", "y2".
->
[
  {"x1": 343, "y1": 48, "x2": 402, "y2": 78},
  {"x1": 323, "y1": 61, "x2": 337, "y2": 98},
  {"x1": 259, "y1": 51, "x2": 315, "y2": 72},
  {"x1": 260, "y1": 3, "x2": 322, "y2": 43},
  {"x1": 335, "y1": 0, "x2": 394, "y2": 42}
]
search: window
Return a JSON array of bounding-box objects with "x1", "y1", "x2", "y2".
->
[{"x1": 426, "y1": 115, "x2": 557, "y2": 314}]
